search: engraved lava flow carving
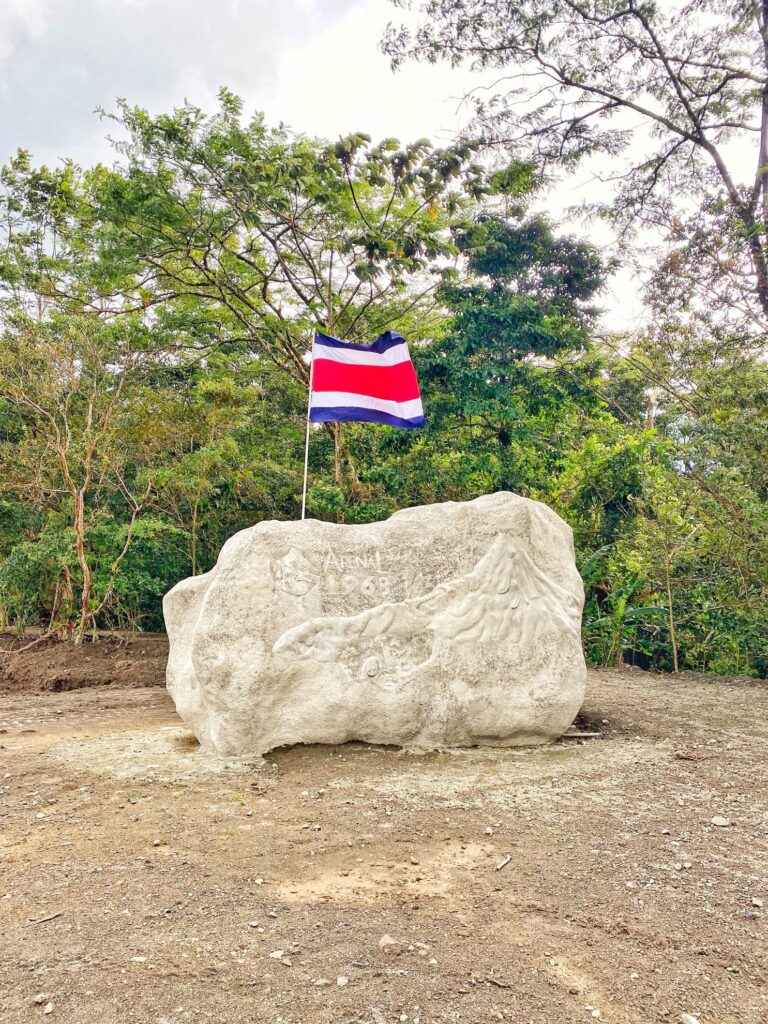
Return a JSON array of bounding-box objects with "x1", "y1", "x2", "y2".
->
[{"x1": 272, "y1": 534, "x2": 580, "y2": 688}]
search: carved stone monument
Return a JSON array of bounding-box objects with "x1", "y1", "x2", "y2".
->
[{"x1": 163, "y1": 492, "x2": 586, "y2": 756}]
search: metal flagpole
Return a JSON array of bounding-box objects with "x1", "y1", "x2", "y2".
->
[{"x1": 300, "y1": 333, "x2": 315, "y2": 520}]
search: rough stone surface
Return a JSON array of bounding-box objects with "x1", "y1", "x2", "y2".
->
[{"x1": 163, "y1": 492, "x2": 586, "y2": 756}]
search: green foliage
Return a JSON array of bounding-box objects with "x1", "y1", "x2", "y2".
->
[{"x1": 0, "y1": 92, "x2": 766, "y2": 676}]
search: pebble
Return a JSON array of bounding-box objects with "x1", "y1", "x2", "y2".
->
[
  {"x1": 269, "y1": 950, "x2": 284, "y2": 959},
  {"x1": 710, "y1": 816, "x2": 730, "y2": 828},
  {"x1": 313, "y1": 979, "x2": 331, "y2": 987},
  {"x1": 336, "y1": 976, "x2": 349, "y2": 987},
  {"x1": 751, "y1": 897, "x2": 763, "y2": 908},
  {"x1": 379, "y1": 934, "x2": 398, "y2": 949},
  {"x1": 43, "y1": 1004, "x2": 53, "y2": 1016},
  {"x1": 680, "y1": 1015, "x2": 700, "y2": 1024},
  {"x1": 33, "y1": 995, "x2": 46, "y2": 1005}
]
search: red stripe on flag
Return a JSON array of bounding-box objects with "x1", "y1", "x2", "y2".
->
[{"x1": 312, "y1": 357, "x2": 421, "y2": 402}]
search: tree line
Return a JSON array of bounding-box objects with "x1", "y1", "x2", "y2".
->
[{"x1": 1, "y1": 0, "x2": 767, "y2": 674}]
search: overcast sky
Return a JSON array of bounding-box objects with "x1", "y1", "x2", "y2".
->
[
  {"x1": 0, "y1": 0, "x2": 482, "y2": 164},
  {"x1": 0, "y1": 0, "x2": 643, "y2": 325}
]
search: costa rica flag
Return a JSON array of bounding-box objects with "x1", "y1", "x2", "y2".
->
[{"x1": 308, "y1": 330, "x2": 425, "y2": 428}]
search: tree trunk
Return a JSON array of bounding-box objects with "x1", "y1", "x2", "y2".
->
[
  {"x1": 74, "y1": 491, "x2": 92, "y2": 645},
  {"x1": 664, "y1": 549, "x2": 679, "y2": 674},
  {"x1": 191, "y1": 497, "x2": 199, "y2": 576},
  {"x1": 334, "y1": 423, "x2": 342, "y2": 484}
]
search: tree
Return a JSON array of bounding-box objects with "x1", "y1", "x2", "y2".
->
[
  {"x1": 416, "y1": 209, "x2": 607, "y2": 490},
  {"x1": 336, "y1": 204, "x2": 610, "y2": 513},
  {"x1": 0, "y1": 97, "x2": 499, "y2": 630},
  {"x1": 90, "y1": 91, "x2": 489, "y2": 379},
  {"x1": 2, "y1": 93, "x2": 497, "y2": 493},
  {"x1": 151, "y1": 355, "x2": 305, "y2": 575},
  {"x1": 384, "y1": 0, "x2": 768, "y2": 329},
  {"x1": 575, "y1": 320, "x2": 768, "y2": 673},
  {"x1": 0, "y1": 312, "x2": 160, "y2": 641},
  {"x1": 2, "y1": 88, "x2": 767, "y2": 676}
]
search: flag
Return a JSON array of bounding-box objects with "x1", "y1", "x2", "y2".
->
[{"x1": 308, "y1": 330, "x2": 425, "y2": 428}]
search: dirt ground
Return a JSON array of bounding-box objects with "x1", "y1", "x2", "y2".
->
[
  {"x1": 0, "y1": 668, "x2": 766, "y2": 1024},
  {"x1": 0, "y1": 634, "x2": 168, "y2": 693}
]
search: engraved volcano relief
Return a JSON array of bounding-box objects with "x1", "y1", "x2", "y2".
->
[
  {"x1": 163, "y1": 492, "x2": 587, "y2": 757},
  {"x1": 273, "y1": 535, "x2": 581, "y2": 687}
]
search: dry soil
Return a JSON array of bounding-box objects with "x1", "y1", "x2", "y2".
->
[
  {"x1": 0, "y1": 667, "x2": 766, "y2": 1024},
  {"x1": 0, "y1": 634, "x2": 167, "y2": 694}
]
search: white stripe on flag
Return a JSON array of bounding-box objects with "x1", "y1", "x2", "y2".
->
[
  {"x1": 309, "y1": 391, "x2": 424, "y2": 419},
  {"x1": 312, "y1": 341, "x2": 411, "y2": 367}
]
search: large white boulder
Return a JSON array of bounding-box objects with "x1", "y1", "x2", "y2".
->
[{"x1": 163, "y1": 492, "x2": 586, "y2": 756}]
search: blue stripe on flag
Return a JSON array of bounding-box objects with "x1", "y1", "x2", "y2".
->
[
  {"x1": 314, "y1": 330, "x2": 405, "y2": 353},
  {"x1": 309, "y1": 405, "x2": 425, "y2": 429}
]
